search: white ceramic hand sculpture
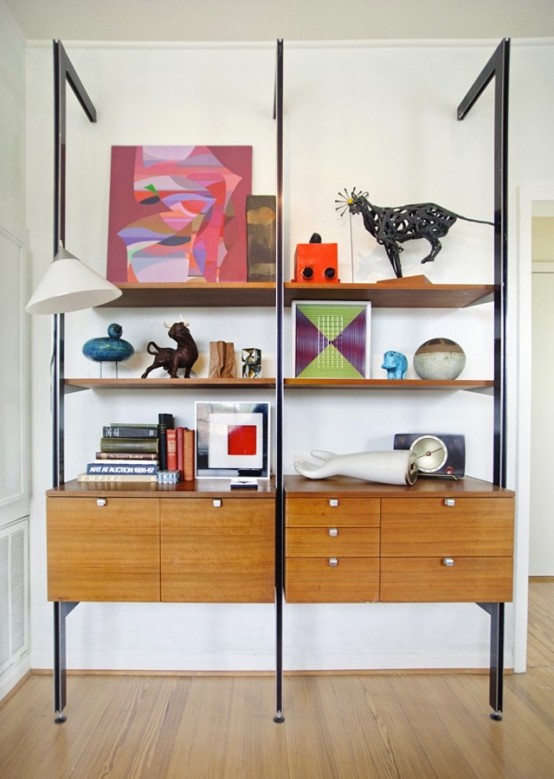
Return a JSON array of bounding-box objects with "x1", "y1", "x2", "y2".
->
[{"x1": 294, "y1": 449, "x2": 418, "y2": 486}]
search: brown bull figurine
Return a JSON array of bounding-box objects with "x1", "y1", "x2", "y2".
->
[{"x1": 141, "y1": 320, "x2": 199, "y2": 379}]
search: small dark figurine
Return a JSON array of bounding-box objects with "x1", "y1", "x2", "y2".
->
[
  {"x1": 336, "y1": 188, "x2": 493, "y2": 278},
  {"x1": 141, "y1": 319, "x2": 199, "y2": 379}
]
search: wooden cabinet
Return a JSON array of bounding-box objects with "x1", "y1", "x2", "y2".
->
[
  {"x1": 46, "y1": 482, "x2": 275, "y2": 604},
  {"x1": 284, "y1": 476, "x2": 514, "y2": 605}
]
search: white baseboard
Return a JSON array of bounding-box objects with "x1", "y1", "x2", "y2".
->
[{"x1": 0, "y1": 655, "x2": 31, "y2": 702}]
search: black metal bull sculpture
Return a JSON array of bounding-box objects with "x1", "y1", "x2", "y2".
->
[{"x1": 336, "y1": 188, "x2": 493, "y2": 278}]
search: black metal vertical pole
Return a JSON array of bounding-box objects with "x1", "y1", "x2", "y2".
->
[
  {"x1": 493, "y1": 40, "x2": 510, "y2": 491},
  {"x1": 51, "y1": 40, "x2": 96, "y2": 722},
  {"x1": 53, "y1": 40, "x2": 66, "y2": 490},
  {"x1": 489, "y1": 602, "x2": 505, "y2": 718},
  {"x1": 53, "y1": 601, "x2": 78, "y2": 722},
  {"x1": 273, "y1": 38, "x2": 285, "y2": 723},
  {"x1": 52, "y1": 40, "x2": 67, "y2": 722},
  {"x1": 53, "y1": 601, "x2": 67, "y2": 722},
  {"x1": 458, "y1": 39, "x2": 510, "y2": 719}
]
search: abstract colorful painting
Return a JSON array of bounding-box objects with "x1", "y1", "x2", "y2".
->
[
  {"x1": 293, "y1": 301, "x2": 371, "y2": 378},
  {"x1": 107, "y1": 145, "x2": 252, "y2": 283}
]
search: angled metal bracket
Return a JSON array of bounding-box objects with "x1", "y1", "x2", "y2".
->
[
  {"x1": 52, "y1": 39, "x2": 97, "y2": 490},
  {"x1": 459, "y1": 39, "x2": 511, "y2": 720},
  {"x1": 458, "y1": 38, "x2": 510, "y2": 489}
]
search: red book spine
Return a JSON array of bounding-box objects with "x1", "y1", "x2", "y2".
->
[
  {"x1": 176, "y1": 427, "x2": 185, "y2": 476},
  {"x1": 166, "y1": 428, "x2": 177, "y2": 471},
  {"x1": 183, "y1": 429, "x2": 195, "y2": 481}
]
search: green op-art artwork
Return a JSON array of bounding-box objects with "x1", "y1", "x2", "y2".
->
[{"x1": 293, "y1": 301, "x2": 371, "y2": 379}]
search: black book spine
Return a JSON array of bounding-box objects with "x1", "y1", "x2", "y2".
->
[{"x1": 157, "y1": 413, "x2": 174, "y2": 471}]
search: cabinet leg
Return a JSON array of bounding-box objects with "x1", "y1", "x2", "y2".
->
[
  {"x1": 478, "y1": 602, "x2": 504, "y2": 719},
  {"x1": 274, "y1": 586, "x2": 285, "y2": 723},
  {"x1": 53, "y1": 601, "x2": 78, "y2": 723}
]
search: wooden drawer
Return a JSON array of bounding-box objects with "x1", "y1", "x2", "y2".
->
[
  {"x1": 287, "y1": 526, "x2": 379, "y2": 557},
  {"x1": 161, "y1": 497, "x2": 274, "y2": 603},
  {"x1": 286, "y1": 497, "x2": 380, "y2": 527},
  {"x1": 286, "y1": 557, "x2": 379, "y2": 603},
  {"x1": 47, "y1": 496, "x2": 160, "y2": 602},
  {"x1": 380, "y1": 557, "x2": 514, "y2": 602},
  {"x1": 381, "y1": 497, "x2": 514, "y2": 557}
]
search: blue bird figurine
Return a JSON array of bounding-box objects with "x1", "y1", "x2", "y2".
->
[{"x1": 82, "y1": 323, "x2": 134, "y2": 377}]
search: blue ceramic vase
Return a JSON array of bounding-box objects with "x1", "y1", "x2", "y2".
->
[{"x1": 82, "y1": 323, "x2": 134, "y2": 365}]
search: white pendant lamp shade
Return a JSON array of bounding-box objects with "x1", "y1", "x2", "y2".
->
[{"x1": 26, "y1": 245, "x2": 122, "y2": 314}]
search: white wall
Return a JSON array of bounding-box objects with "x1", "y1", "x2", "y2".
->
[
  {"x1": 0, "y1": 0, "x2": 31, "y2": 698},
  {"x1": 530, "y1": 213, "x2": 554, "y2": 575},
  {"x1": 24, "y1": 39, "x2": 554, "y2": 674}
]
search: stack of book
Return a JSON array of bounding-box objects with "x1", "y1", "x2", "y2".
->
[{"x1": 78, "y1": 423, "x2": 160, "y2": 483}]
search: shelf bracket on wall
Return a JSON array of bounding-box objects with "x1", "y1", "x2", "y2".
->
[
  {"x1": 52, "y1": 39, "x2": 97, "y2": 489},
  {"x1": 457, "y1": 37, "x2": 510, "y2": 490},
  {"x1": 458, "y1": 38, "x2": 510, "y2": 721}
]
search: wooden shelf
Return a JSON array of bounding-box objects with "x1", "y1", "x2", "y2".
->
[
  {"x1": 284, "y1": 282, "x2": 494, "y2": 308},
  {"x1": 65, "y1": 377, "x2": 493, "y2": 392},
  {"x1": 285, "y1": 378, "x2": 494, "y2": 391},
  {"x1": 64, "y1": 377, "x2": 276, "y2": 391},
  {"x1": 97, "y1": 281, "x2": 495, "y2": 309},
  {"x1": 98, "y1": 282, "x2": 275, "y2": 308}
]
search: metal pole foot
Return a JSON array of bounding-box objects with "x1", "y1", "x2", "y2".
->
[
  {"x1": 54, "y1": 712, "x2": 67, "y2": 724},
  {"x1": 490, "y1": 711, "x2": 503, "y2": 721},
  {"x1": 273, "y1": 711, "x2": 285, "y2": 723}
]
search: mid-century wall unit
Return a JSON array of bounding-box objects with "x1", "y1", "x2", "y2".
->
[{"x1": 44, "y1": 39, "x2": 514, "y2": 724}]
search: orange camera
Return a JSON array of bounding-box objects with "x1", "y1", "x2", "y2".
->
[{"x1": 293, "y1": 242, "x2": 339, "y2": 283}]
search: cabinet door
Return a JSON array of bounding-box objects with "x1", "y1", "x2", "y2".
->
[
  {"x1": 47, "y1": 497, "x2": 160, "y2": 602},
  {"x1": 161, "y1": 497, "x2": 274, "y2": 603}
]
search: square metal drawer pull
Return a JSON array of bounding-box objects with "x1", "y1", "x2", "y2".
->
[
  {"x1": 213, "y1": 499, "x2": 222, "y2": 508},
  {"x1": 328, "y1": 557, "x2": 339, "y2": 567},
  {"x1": 444, "y1": 498, "x2": 456, "y2": 507},
  {"x1": 442, "y1": 557, "x2": 455, "y2": 567},
  {"x1": 328, "y1": 527, "x2": 339, "y2": 537},
  {"x1": 329, "y1": 499, "x2": 339, "y2": 508},
  {"x1": 96, "y1": 498, "x2": 107, "y2": 507}
]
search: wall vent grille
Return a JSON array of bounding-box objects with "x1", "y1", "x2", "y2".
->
[{"x1": 0, "y1": 519, "x2": 28, "y2": 675}]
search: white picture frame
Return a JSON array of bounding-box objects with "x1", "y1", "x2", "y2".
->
[{"x1": 195, "y1": 401, "x2": 270, "y2": 479}]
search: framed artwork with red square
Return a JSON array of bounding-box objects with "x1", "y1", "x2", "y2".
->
[{"x1": 195, "y1": 401, "x2": 270, "y2": 479}]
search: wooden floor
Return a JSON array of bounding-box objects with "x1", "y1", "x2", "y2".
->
[{"x1": 1, "y1": 580, "x2": 553, "y2": 779}]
